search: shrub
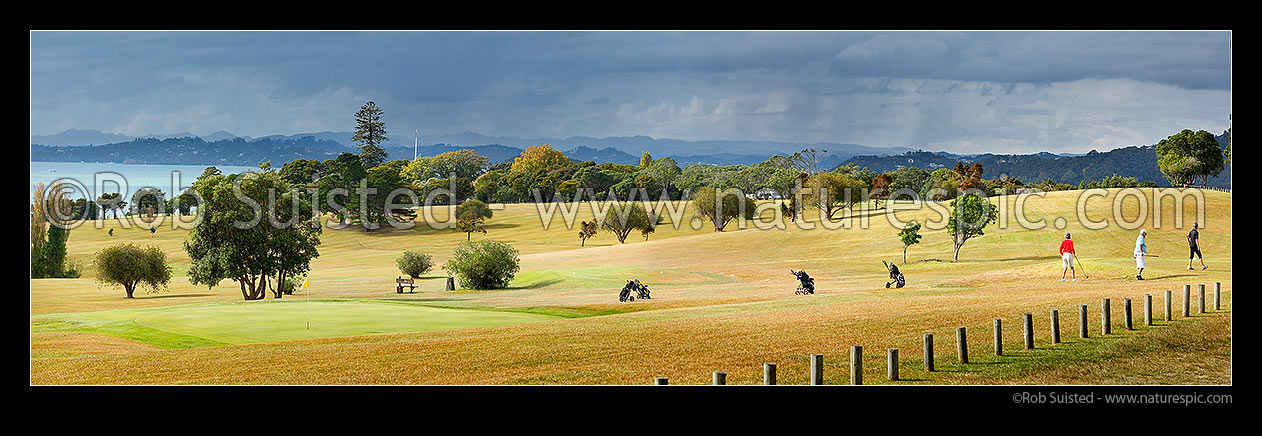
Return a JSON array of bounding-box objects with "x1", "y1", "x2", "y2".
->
[
  {"x1": 442, "y1": 240, "x2": 519, "y2": 290},
  {"x1": 454, "y1": 199, "x2": 494, "y2": 221},
  {"x1": 93, "y1": 243, "x2": 171, "y2": 298},
  {"x1": 396, "y1": 251, "x2": 435, "y2": 279}
]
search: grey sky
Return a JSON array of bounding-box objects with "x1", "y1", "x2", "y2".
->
[{"x1": 29, "y1": 31, "x2": 1231, "y2": 154}]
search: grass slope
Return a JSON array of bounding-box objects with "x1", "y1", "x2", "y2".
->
[{"x1": 31, "y1": 189, "x2": 1231, "y2": 384}]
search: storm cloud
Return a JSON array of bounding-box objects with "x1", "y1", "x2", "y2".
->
[{"x1": 29, "y1": 31, "x2": 1231, "y2": 154}]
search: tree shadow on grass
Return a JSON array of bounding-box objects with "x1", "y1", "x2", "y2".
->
[
  {"x1": 139, "y1": 293, "x2": 215, "y2": 299},
  {"x1": 999, "y1": 255, "x2": 1059, "y2": 262},
  {"x1": 1147, "y1": 274, "x2": 1199, "y2": 280},
  {"x1": 506, "y1": 278, "x2": 565, "y2": 290}
]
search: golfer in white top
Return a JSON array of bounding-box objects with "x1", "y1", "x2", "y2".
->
[{"x1": 1134, "y1": 229, "x2": 1148, "y2": 280}]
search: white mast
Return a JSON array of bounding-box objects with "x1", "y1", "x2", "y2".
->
[{"x1": 414, "y1": 129, "x2": 418, "y2": 160}]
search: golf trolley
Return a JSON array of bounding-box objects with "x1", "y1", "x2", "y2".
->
[
  {"x1": 792, "y1": 269, "x2": 815, "y2": 295},
  {"x1": 619, "y1": 279, "x2": 651, "y2": 302},
  {"x1": 883, "y1": 261, "x2": 905, "y2": 288}
]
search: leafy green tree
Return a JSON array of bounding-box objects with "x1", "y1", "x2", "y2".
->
[
  {"x1": 639, "y1": 151, "x2": 653, "y2": 168},
  {"x1": 96, "y1": 192, "x2": 124, "y2": 219},
  {"x1": 455, "y1": 199, "x2": 493, "y2": 221},
  {"x1": 692, "y1": 186, "x2": 757, "y2": 232},
  {"x1": 442, "y1": 240, "x2": 520, "y2": 290},
  {"x1": 131, "y1": 188, "x2": 166, "y2": 218},
  {"x1": 173, "y1": 188, "x2": 198, "y2": 215},
  {"x1": 185, "y1": 165, "x2": 322, "y2": 300},
  {"x1": 472, "y1": 170, "x2": 506, "y2": 203},
  {"x1": 402, "y1": 149, "x2": 489, "y2": 184},
  {"x1": 833, "y1": 163, "x2": 878, "y2": 187},
  {"x1": 600, "y1": 202, "x2": 656, "y2": 243},
  {"x1": 418, "y1": 177, "x2": 474, "y2": 205},
  {"x1": 744, "y1": 155, "x2": 799, "y2": 200},
  {"x1": 923, "y1": 168, "x2": 960, "y2": 200},
  {"x1": 643, "y1": 157, "x2": 682, "y2": 197},
  {"x1": 93, "y1": 243, "x2": 171, "y2": 298},
  {"x1": 506, "y1": 144, "x2": 576, "y2": 202},
  {"x1": 947, "y1": 193, "x2": 998, "y2": 261},
  {"x1": 352, "y1": 101, "x2": 390, "y2": 169},
  {"x1": 898, "y1": 221, "x2": 922, "y2": 264},
  {"x1": 318, "y1": 152, "x2": 367, "y2": 225},
  {"x1": 789, "y1": 148, "x2": 828, "y2": 175},
  {"x1": 804, "y1": 172, "x2": 867, "y2": 220},
  {"x1": 32, "y1": 181, "x2": 76, "y2": 278},
  {"x1": 454, "y1": 210, "x2": 487, "y2": 241},
  {"x1": 30, "y1": 183, "x2": 48, "y2": 278},
  {"x1": 1155, "y1": 129, "x2": 1225, "y2": 188},
  {"x1": 396, "y1": 251, "x2": 434, "y2": 279},
  {"x1": 887, "y1": 167, "x2": 930, "y2": 199},
  {"x1": 363, "y1": 166, "x2": 414, "y2": 230},
  {"x1": 279, "y1": 159, "x2": 321, "y2": 186}
]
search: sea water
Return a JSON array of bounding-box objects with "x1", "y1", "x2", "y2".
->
[{"x1": 30, "y1": 161, "x2": 254, "y2": 201}]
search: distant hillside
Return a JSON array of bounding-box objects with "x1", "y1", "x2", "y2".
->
[
  {"x1": 31, "y1": 136, "x2": 349, "y2": 166},
  {"x1": 837, "y1": 131, "x2": 1232, "y2": 189},
  {"x1": 33, "y1": 129, "x2": 915, "y2": 163},
  {"x1": 32, "y1": 134, "x2": 902, "y2": 169}
]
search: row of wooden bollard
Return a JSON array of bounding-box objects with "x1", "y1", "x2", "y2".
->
[{"x1": 654, "y1": 282, "x2": 1224, "y2": 385}]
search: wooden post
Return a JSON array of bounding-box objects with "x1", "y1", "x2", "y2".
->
[
  {"x1": 1144, "y1": 294, "x2": 1153, "y2": 326},
  {"x1": 1124, "y1": 298, "x2": 1133, "y2": 330},
  {"x1": 923, "y1": 334, "x2": 934, "y2": 372},
  {"x1": 1102, "y1": 298, "x2": 1111, "y2": 335},
  {"x1": 956, "y1": 327, "x2": 968, "y2": 364},
  {"x1": 887, "y1": 348, "x2": 898, "y2": 382},
  {"x1": 1023, "y1": 313, "x2": 1034, "y2": 350},
  {"x1": 993, "y1": 319, "x2": 1003, "y2": 356},
  {"x1": 1165, "y1": 290, "x2": 1172, "y2": 321},
  {"x1": 1050, "y1": 309, "x2": 1060, "y2": 344},
  {"x1": 1214, "y1": 282, "x2": 1221, "y2": 311},
  {"x1": 810, "y1": 354, "x2": 824, "y2": 385},
  {"x1": 764, "y1": 363, "x2": 776, "y2": 385},
  {"x1": 850, "y1": 346, "x2": 863, "y2": 385},
  {"x1": 1198, "y1": 284, "x2": 1206, "y2": 314},
  {"x1": 1079, "y1": 305, "x2": 1088, "y2": 339},
  {"x1": 713, "y1": 371, "x2": 726, "y2": 385},
  {"x1": 1181, "y1": 281, "x2": 1191, "y2": 315},
  {"x1": 654, "y1": 377, "x2": 668, "y2": 385},
  {"x1": 445, "y1": 277, "x2": 455, "y2": 292}
]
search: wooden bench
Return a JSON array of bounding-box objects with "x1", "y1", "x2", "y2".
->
[{"x1": 396, "y1": 277, "x2": 418, "y2": 294}]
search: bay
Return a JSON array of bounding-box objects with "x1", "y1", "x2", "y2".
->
[{"x1": 30, "y1": 161, "x2": 254, "y2": 201}]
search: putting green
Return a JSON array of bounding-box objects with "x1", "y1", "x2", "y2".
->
[{"x1": 59, "y1": 301, "x2": 564, "y2": 346}]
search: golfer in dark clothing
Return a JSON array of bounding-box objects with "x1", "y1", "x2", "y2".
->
[{"x1": 1188, "y1": 222, "x2": 1207, "y2": 270}]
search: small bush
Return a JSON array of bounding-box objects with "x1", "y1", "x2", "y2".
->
[
  {"x1": 278, "y1": 275, "x2": 303, "y2": 295},
  {"x1": 396, "y1": 251, "x2": 434, "y2": 279},
  {"x1": 56, "y1": 258, "x2": 83, "y2": 278},
  {"x1": 93, "y1": 243, "x2": 171, "y2": 298},
  {"x1": 442, "y1": 240, "x2": 519, "y2": 290}
]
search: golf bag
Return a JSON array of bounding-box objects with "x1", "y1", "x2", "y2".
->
[
  {"x1": 619, "y1": 281, "x2": 636, "y2": 302},
  {"x1": 633, "y1": 279, "x2": 651, "y2": 300},
  {"x1": 883, "y1": 261, "x2": 905, "y2": 288},
  {"x1": 620, "y1": 280, "x2": 651, "y2": 302},
  {"x1": 792, "y1": 269, "x2": 815, "y2": 295}
]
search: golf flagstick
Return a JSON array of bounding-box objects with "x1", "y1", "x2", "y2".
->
[{"x1": 302, "y1": 278, "x2": 310, "y2": 330}]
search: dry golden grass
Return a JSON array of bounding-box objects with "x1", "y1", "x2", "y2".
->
[{"x1": 30, "y1": 189, "x2": 1232, "y2": 384}]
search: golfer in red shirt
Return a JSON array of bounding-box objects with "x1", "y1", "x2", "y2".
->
[{"x1": 1059, "y1": 233, "x2": 1076, "y2": 281}]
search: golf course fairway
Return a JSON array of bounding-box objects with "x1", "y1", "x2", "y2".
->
[{"x1": 34, "y1": 301, "x2": 563, "y2": 347}]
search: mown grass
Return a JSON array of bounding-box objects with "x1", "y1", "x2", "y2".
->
[{"x1": 31, "y1": 189, "x2": 1231, "y2": 384}]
